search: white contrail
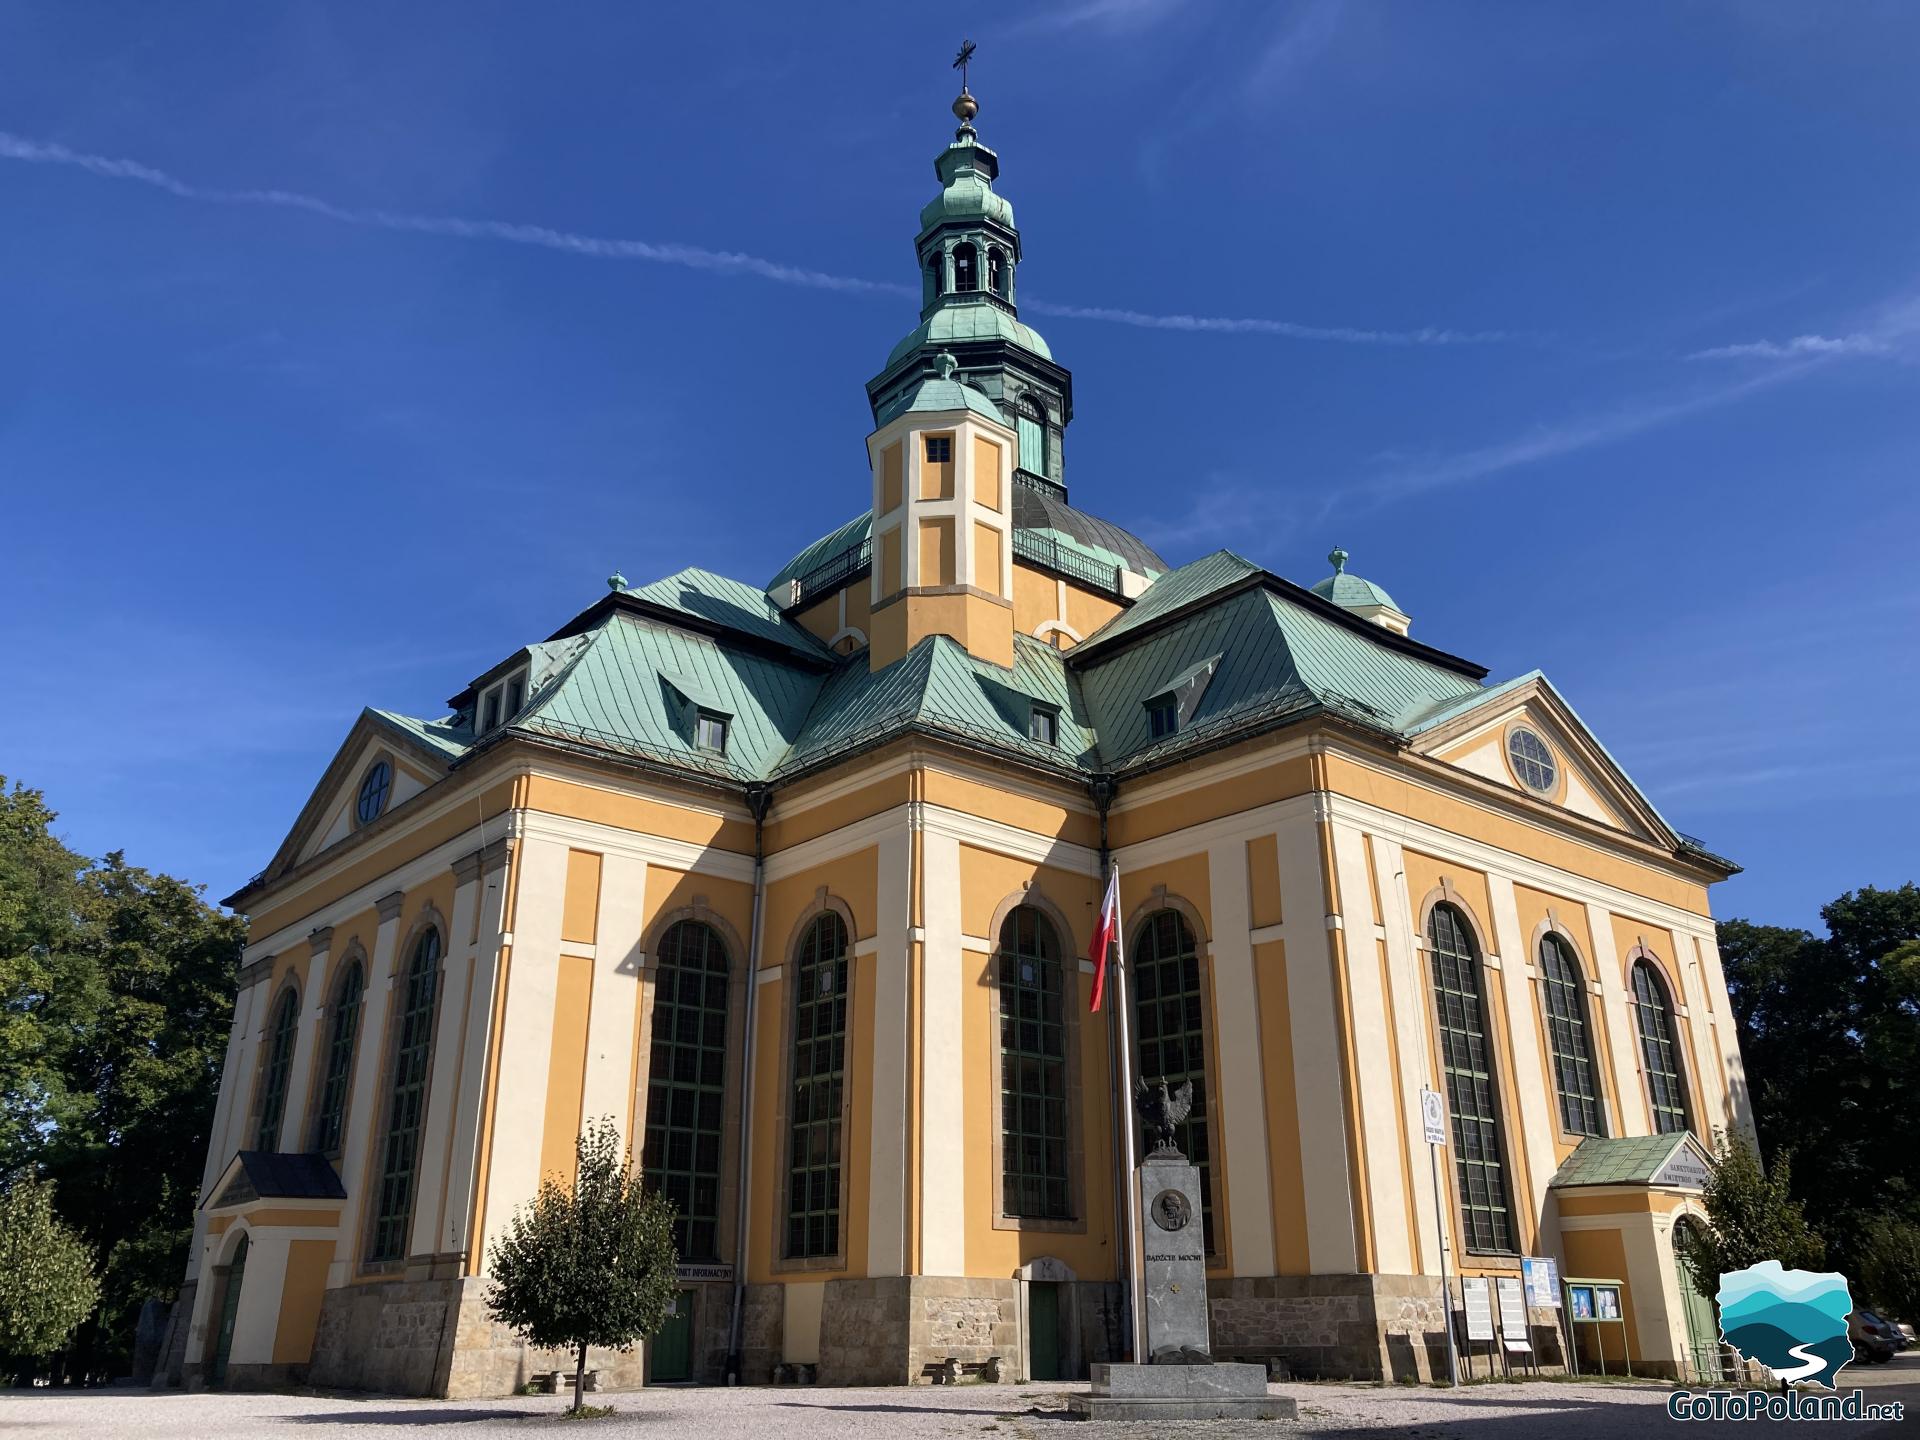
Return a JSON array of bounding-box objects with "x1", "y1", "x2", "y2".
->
[{"x1": 0, "y1": 129, "x2": 1510, "y2": 346}]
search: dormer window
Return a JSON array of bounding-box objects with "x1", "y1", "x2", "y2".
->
[
  {"x1": 1146, "y1": 697, "x2": 1178, "y2": 739},
  {"x1": 1029, "y1": 704, "x2": 1058, "y2": 747},
  {"x1": 1144, "y1": 654, "x2": 1220, "y2": 743},
  {"x1": 477, "y1": 668, "x2": 529, "y2": 735},
  {"x1": 695, "y1": 712, "x2": 728, "y2": 754}
]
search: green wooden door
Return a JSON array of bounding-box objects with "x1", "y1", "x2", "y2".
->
[
  {"x1": 1028, "y1": 1282, "x2": 1061, "y2": 1381},
  {"x1": 210, "y1": 1235, "x2": 249, "y2": 1387},
  {"x1": 652, "y1": 1290, "x2": 693, "y2": 1382},
  {"x1": 1674, "y1": 1223, "x2": 1720, "y2": 1379}
]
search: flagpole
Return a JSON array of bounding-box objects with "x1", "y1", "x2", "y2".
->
[{"x1": 1108, "y1": 864, "x2": 1145, "y2": 1364}]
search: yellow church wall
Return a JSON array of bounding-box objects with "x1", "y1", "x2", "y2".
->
[
  {"x1": 290, "y1": 902, "x2": 380, "y2": 1150},
  {"x1": 272, "y1": 1237, "x2": 335, "y2": 1365},
  {"x1": 1108, "y1": 753, "x2": 1315, "y2": 849},
  {"x1": 1561, "y1": 1226, "x2": 1642, "y2": 1358},
  {"x1": 918, "y1": 516, "x2": 955, "y2": 587},
  {"x1": 1558, "y1": 1190, "x2": 1694, "y2": 1219},
  {"x1": 919, "y1": 435, "x2": 954, "y2": 499},
  {"x1": 1063, "y1": 582, "x2": 1123, "y2": 641},
  {"x1": 1011, "y1": 562, "x2": 1057, "y2": 638},
  {"x1": 880, "y1": 441, "x2": 903, "y2": 515},
  {"x1": 1607, "y1": 913, "x2": 1710, "y2": 1131},
  {"x1": 1511, "y1": 882, "x2": 1627, "y2": 1151},
  {"x1": 1320, "y1": 753, "x2": 1712, "y2": 917},
  {"x1": 974, "y1": 521, "x2": 1003, "y2": 596},
  {"x1": 1399, "y1": 848, "x2": 1493, "y2": 939},
  {"x1": 923, "y1": 768, "x2": 1098, "y2": 851},
  {"x1": 1246, "y1": 834, "x2": 1282, "y2": 929},
  {"x1": 561, "y1": 850, "x2": 602, "y2": 946},
  {"x1": 1252, "y1": 938, "x2": 1311, "y2": 1274},
  {"x1": 538, "y1": 953, "x2": 595, "y2": 1186},
  {"x1": 247, "y1": 775, "x2": 521, "y2": 941},
  {"x1": 879, "y1": 528, "x2": 902, "y2": 599},
  {"x1": 521, "y1": 774, "x2": 753, "y2": 855},
  {"x1": 870, "y1": 590, "x2": 1016, "y2": 670},
  {"x1": 972, "y1": 435, "x2": 1002, "y2": 512},
  {"x1": 792, "y1": 595, "x2": 839, "y2": 646},
  {"x1": 765, "y1": 767, "x2": 914, "y2": 852}
]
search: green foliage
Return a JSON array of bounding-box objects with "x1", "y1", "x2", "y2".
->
[
  {"x1": 487, "y1": 1117, "x2": 679, "y2": 1412},
  {"x1": 1674, "y1": 1131, "x2": 1824, "y2": 1301},
  {"x1": 1719, "y1": 884, "x2": 1920, "y2": 1314},
  {"x1": 0, "y1": 778, "x2": 244, "y2": 1377},
  {"x1": 0, "y1": 1176, "x2": 101, "y2": 1365}
]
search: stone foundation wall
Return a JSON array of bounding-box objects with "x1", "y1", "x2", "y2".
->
[
  {"x1": 905, "y1": 1277, "x2": 1016, "y2": 1380},
  {"x1": 738, "y1": 1284, "x2": 783, "y2": 1383},
  {"x1": 307, "y1": 1275, "x2": 646, "y2": 1397},
  {"x1": 1207, "y1": 1273, "x2": 1450, "y2": 1381}
]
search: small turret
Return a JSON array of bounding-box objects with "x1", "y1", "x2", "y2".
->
[{"x1": 1311, "y1": 547, "x2": 1413, "y2": 636}]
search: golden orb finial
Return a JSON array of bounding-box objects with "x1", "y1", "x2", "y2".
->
[{"x1": 952, "y1": 90, "x2": 979, "y2": 124}]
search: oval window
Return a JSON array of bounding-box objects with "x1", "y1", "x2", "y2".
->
[
  {"x1": 356, "y1": 760, "x2": 393, "y2": 825},
  {"x1": 1506, "y1": 729, "x2": 1557, "y2": 794}
]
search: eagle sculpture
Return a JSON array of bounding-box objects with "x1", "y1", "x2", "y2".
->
[{"x1": 1132, "y1": 1076, "x2": 1194, "y2": 1158}]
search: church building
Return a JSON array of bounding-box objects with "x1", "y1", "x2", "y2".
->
[{"x1": 160, "y1": 76, "x2": 1749, "y2": 1395}]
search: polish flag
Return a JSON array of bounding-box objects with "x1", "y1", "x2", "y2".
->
[{"x1": 1088, "y1": 867, "x2": 1120, "y2": 1012}]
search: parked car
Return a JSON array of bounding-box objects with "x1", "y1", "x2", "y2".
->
[
  {"x1": 1894, "y1": 1319, "x2": 1917, "y2": 1347},
  {"x1": 1848, "y1": 1310, "x2": 1899, "y2": 1363}
]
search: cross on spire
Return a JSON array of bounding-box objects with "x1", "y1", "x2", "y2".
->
[{"x1": 953, "y1": 38, "x2": 976, "y2": 91}]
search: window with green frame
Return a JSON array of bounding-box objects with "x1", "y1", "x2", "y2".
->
[
  {"x1": 1632, "y1": 960, "x2": 1690, "y2": 1134},
  {"x1": 368, "y1": 928, "x2": 441, "y2": 1264},
  {"x1": 1017, "y1": 399, "x2": 1046, "y2": 477},
  {"x1": 1427, "y1": 904, "x2": 1515, "y2": 1253},
  {"x1": 310, "y1": 960, "x2": 364, "y2": 1155},
  {"x1": 1539, "y1": 934, "x2": 1606, "y2": 1137},
  {"x1": 785, "y1": 911, "x2": 849, "y2": 1260},
  {"x1": 254, "y1": 987, "x2": 300, "y2": 1151},
  {"x1": 1130, "y1": 908, "x2": 1215, "y2": 1254},
  {"x1": 642, "y1": 920, "x2": 731, "y2": 1262},
  {"x1": 998, "y1": 905, "x2": 1070, "y2": 1220}
]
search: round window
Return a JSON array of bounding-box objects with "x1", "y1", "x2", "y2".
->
[
  {"x1": 356, "y1": 760, "x2": 392, "y2": 825},
  {"x1": 1506, "y1": 729, "x2": 1557, "y2": 794}
]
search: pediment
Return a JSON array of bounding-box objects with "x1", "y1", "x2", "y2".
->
[
  {"x1": 1412, "y1": 678, "x2": 1673, "y2": 846},
  {"x1": 247, "y1": 711, "x2": 455, "y2": 899}
]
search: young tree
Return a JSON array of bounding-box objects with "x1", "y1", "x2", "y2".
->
[
  {"x1": 1674, "y1": 1131, "x2": 1826, "y2": 1301},
  {"x1": 487, "y1": 1117, "x2": 679, "y2": 1413},
  {"x1": 0, "y1": 1176, "x2": 100, "y2": 1374}
]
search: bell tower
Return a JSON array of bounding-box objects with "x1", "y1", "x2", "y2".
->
[
  {"x1": 866, "y1": 353, "x2": 1017, "y2": 670},
  {"x1": 866, "y1": 59, "x2": 1074, "y2": 493}
]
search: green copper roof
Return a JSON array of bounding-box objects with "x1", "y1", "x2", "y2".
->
[
  {"x1": 766, "y1": 512, "x2": 873, "y2": 592},
  {"x1": 875, "y1": 374, "x2": 1008, "y2": 427},
  {"x1": 622, "y1": 566, "x2": 831, "y2": 660},
  {"x1": 367, "y1": 708, "x2": 470, "y2": 762},
  {"x1": 1077, "y1": 550, "x2": 1262, "y2": 653},
  {"x1": 1310, "y1": 547, "x2": 1401, "y2": 613},
  {"x1": 920, "y1": 170, "x2": 1014, "y2": 232},
  {"x1": 886, "y1": 302, "x2": 1053, "y2": 370},
  {"x1": 1549, "y1": 1133, "x2": 1699, "y2": 1189}
]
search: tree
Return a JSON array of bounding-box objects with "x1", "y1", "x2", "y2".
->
[
  {"x1": 0, "y1": 1176, "x2": 101, "y2": 1374},
  {"x1": 1718, "y1": 886, "x2": 1920, "y2": 1316},
  {"x1": 0, "y1": 779, "x2": 243, "y2": 1379},
  {"x1": 487, "y1": 1118, "x2": 679, "y2": 1413},
  {"x1": 1674, "y1": 1131, "x2": 1825, "y2": 1302}
]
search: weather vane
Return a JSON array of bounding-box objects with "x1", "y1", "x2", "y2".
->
[{"x1": 953, "y1": 38, "x2": 976, "y2": 91}]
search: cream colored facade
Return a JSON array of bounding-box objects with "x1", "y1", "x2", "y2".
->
[{"x1": 160, "y1": 86, "x2": 1745, "y2": 1396}]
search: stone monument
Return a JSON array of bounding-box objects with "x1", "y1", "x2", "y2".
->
[{"x1": 1068, "y1": 1081, "x2": 1295, "y2": 1421}]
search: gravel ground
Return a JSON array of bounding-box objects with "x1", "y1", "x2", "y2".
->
[{"x1": 0, "y1": 1359, "x2": 1912, "y2": 1440}]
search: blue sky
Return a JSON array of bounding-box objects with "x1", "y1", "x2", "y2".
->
[{"x1": 1, "y1": 2, "x2": 1914, "y2": 930}]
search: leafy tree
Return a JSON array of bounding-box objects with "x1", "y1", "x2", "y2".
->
[
  {"x1": 1675, "y1": 1131, "x2": 1824, "y2": 1302},
  {"x1": 0, "y1": 779, "x2": 243, "y2": 1378},
  {"x1": 1718, "y1": 886, "x2": 1920, "y2": 1315},
  {"x1": 0, "y1": 1176, "x2": 101, "y2": 1373},
  {"x1": 487, "y1": 1117, "x2": 679, "y2": 1412}
]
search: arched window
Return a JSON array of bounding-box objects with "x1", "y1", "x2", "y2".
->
[
  {"x1": 786, "y1": 911, "x2": 849, "y2": 1259},
  {"x1": 1131, "y1": 908, "x2": 1214, "y2": 1253},
  {"x1": 926, "y1": 255, "x2": 943, "y2": 303},
  {"x1": 1632, "y1": 960, "x2": 1690, "y2": 1134},
  {"x1": 1539, "y1": 934, "x2": 1605, "y2": 1137},
  {"x1": 998, "y1": 905, "x2": 1069, "y2": 1220},
  {"x1": 643, "y1": 920, "x2": 731, "y2": 1262},
  {"x1": 254, "y1": 987, "x2": 300, "y2": 1151},
  {"x1": 310, "y1": 959, "x2": 364, "y2": 1155},
  {"x1": 1427, "y1": 904, "x2": 1514, "y2": 1253},
  {"x1": 987, "y1": 245, "x2": 1006, "y2": 296},
  {"x1": 954, "y1": 242, "x2": 978, "y2": 293},
  {"x1": 1017, "y1": 397, "x2": 1047, "y2": 478},
  {"x1": 368, "y1": 927, "x2": 441, "y2": 1264}
]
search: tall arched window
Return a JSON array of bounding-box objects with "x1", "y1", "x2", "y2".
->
[
  {"x1": 368, "y1": 927, "x2": 441, "y2": 1264},
  {"x1": 1539, "y1": 934, "x2": 1605, "y2": 1137},
  {"x1": 926, "y1": 255, "x2": 943, "y2": 303},
  {"x1": 998, "y1": 905, "x2": 1069, "y2": 1220},
  {"x1": 310, "y1": 959, "x2": 364, "y2": 1155},
  {"x1": 1017, "y1": 397, "x2": 1047, "y2": 478},
  {"x1": 254, "y1": 987, "x2": 300, "y2": 1151},
  {"x1": 1632, "y1": 960, "x2": 1690, "y2": 1134},
  {"x1": 1427, "y1": 904, "x2": 1514, "y2": 1253},
  {"x1": 954, "y1": 242, "x2": 978, "y2": 293},
  {"x1": 643, "y1": 920, "x2": 731, "y2": 1262},
  {"x1": 987, "y1": 245, "x2": 1006, "y2": 296},
  {"x1": 1131, "y1": 908, "x2": 1214, "y2": 1253},
  {"x1": 786, "y1": 911, "x2": 849, "y2": 1259}
]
